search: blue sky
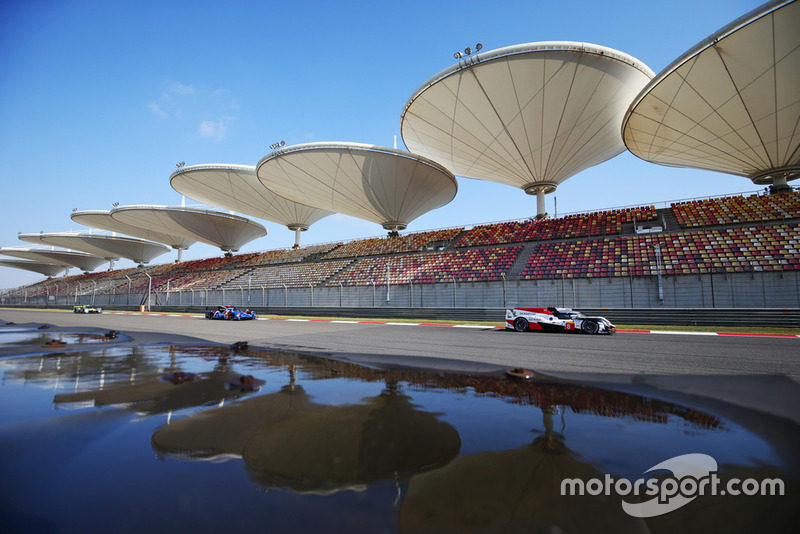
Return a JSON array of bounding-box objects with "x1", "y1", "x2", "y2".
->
[{"x1": 0, "y1": 0, "x2": 764, "y2": 289}]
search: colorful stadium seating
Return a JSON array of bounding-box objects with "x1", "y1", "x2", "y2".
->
[
  {"x1": 456, "y1": 206, "x2": 658, "y2": 247},
  {"x1": 520, "y1": 223, "x2": 800, "y2": 279},
  {"x1": 672, "y1": 191, "x2": 800, "y2": 228},
  {"x1": 5, "y1": 194, "x2": 798, "y2": 301},
  {"x1": 328, "y1": 246, "x2": 522, "y2": 286},
  {"x1": 323, "y1": 229, "x2": 463, "y2": 259}
]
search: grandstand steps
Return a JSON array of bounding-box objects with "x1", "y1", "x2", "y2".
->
[
  {"x1": 305, "y1": 251, "x2": 332, "y2": 263},
  {"x1": 623, "y1": 208, "x2": 676, "y2": 236},
  {"x1": 505, "y1": 242, "x2": 539, "y2": 280},
  {"x1": 657, "y1": 208, "x2": 680, "y2": 233},
  {"x1": 217, "y1": 268, "x2": 252, "y2": 289},
  {"x1": 439, "y1": 229, "x2": 468, "y2": 251}
]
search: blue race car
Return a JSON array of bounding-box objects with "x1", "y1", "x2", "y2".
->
[{"x1": 205, "y1": 306, "x2": 257, "y2": 321}]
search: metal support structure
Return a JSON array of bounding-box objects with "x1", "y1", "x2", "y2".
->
[
  {"x1": 652, "y1": 243, "x2": 664, "y2": 302},
  {"x1": 501, "y1": 272, "x2": 506, "y2": 309},
  {"x1": 386, "y1": 264, "x2": 391, "y2": 303},
  {"x1": 144, "y1": 272, "x2": 152, "y2": 311}
]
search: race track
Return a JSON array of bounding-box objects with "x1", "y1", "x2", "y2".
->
[
  {"x1": 2, "y1": 308, "x2": 798, "y2": 382},
  {"x1": 3, "y1": 307, "x2": 800, "y2": 426}
]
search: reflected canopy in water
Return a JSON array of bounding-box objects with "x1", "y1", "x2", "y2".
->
[{"x1": 243, "y1": 384, "x2": 461, "y2": 494}]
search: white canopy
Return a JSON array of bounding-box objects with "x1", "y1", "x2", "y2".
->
[
  {"x1": 0, "y1": 259, "x2": 67, "y2": 278},
  {"x1": 0, "y1": 246, "x2": 106, "y2": 272},
  {"x1": 170, "y1": 164, "x2": 333, "y2": 247},
  {"x1": 170, "y1": 164, "x2": 333, "y2": 230},
  {"x1": 401, "y1": 41, "x2": 654, "y2": 216},
  {"x1": 623, "y1": 0, "x2": 800, "y2": 187},
  {"x1": 18, "y1": 232, "x2": 169, "y2": 264},
  {"x1": 71, "y1": 210, "x2": 196, "y2": 251},
  {"x1": 257, "y1": 142, "x2": 457, "y2": 231},
  {"x1": 110, "y1": 205, "x2": 268, "y2": 254}
]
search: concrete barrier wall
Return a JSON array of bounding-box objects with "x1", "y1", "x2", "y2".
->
[{"x1": 5, "y1": 270, "x2": 800, "y2": 313}]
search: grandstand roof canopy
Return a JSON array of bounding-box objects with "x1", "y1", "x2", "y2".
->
[
  {"x1": 0, "y1": 259, "x2": 67, "y2": 278},
  {"x1": 623, "y1": 0, "x2": 800, "y2": 186},
  {"x1": 0, "y1": 247, "x2": 106, "y2": 272},
  {"x1": 256, "y1": 142, "x2": 458, "y2": 231},
  {"x1": 170, "y1": 164, "x2": 334, "y2": 231},
  {"x1": 400, "y1": 41, "x2": 654, "y2": 211},
  {"x1": 18, "y1": 232, "x2": 170, "y2": 264},
  {"x1": 71, "y1": 210, "x2": 197, "y2": 250},
  {"x1": 109, "y1": 205, "x2": 268, "y2": 253}
]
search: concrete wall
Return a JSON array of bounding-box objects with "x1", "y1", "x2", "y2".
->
[{"x1": 13, "y1": 270, "x2": 799, "y2": 310}]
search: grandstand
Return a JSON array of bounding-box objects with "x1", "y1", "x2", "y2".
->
[
  {"x1": 1, "y1": 191, "x2": 800, "y2": 307},
  {"x1": 2, "y1": 190, "x2": 798, "y2": 310}
]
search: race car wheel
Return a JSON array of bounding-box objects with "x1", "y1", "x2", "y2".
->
[
  {"x1": 513, "y1": 318, "x2": 529, "y2": 332},
  {"x1": 582, "y1": 320, "x2": 599, "y2": 334}
]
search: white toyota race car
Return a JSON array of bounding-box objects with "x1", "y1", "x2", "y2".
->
[{"x1": 505, "y1": 307, "x2": 616, "y2": 335}]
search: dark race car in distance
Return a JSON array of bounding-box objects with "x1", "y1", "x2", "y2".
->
[
  {"x1": 73, "y1": 304, "x2": 102, "y2": 314},
  {"x1": 505, "y1": 307, "x2": 615, "y2": 334},
  {"x1": 205, "y1": 306, "x2": 257, "y2": 321}
]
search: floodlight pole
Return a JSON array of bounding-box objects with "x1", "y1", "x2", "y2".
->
[
  {"x1": 651, "y1": 243, "x2": 664, "y2": 302},
  {"x1": 145, "y1": 272, "x2": 152, "y2": 311},
  {"x1": 386, "y1": 264, "x2": 391, "y2": 303},
  {"x1": 501, "y1": 272, "x2": 506, "y2": 309}
]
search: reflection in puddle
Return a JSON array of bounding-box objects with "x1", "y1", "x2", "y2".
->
[
  {"x1": 0, "y1": 330, "x2": 112, "y2": 346},
  {"x1": 0, "y1": 343, "x2": 796, "y2": 533}
]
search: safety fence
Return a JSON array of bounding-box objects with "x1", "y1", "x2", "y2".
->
[{"x1": 4, "y1": 270, "x2": 799, "y2": 312}]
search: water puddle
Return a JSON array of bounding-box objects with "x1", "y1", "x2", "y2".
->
[
  {"x1": 0, "y1": 330, "x2": 114, "y2": 346},
  {"x1": 0, "y1": 343, "x2": 796, "y2": 533}
]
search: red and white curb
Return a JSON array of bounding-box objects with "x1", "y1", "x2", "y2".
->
[{"x1": 106, "y1": 311, "x2": 800, "y2": 338}]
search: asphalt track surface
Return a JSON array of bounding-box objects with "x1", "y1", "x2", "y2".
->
[
  {"x1": 2, "y1": 308, "x2": 798, "y2": 381},
  {"x1": 3, "y1": 307, "x2": 800, "y2": 428}
]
